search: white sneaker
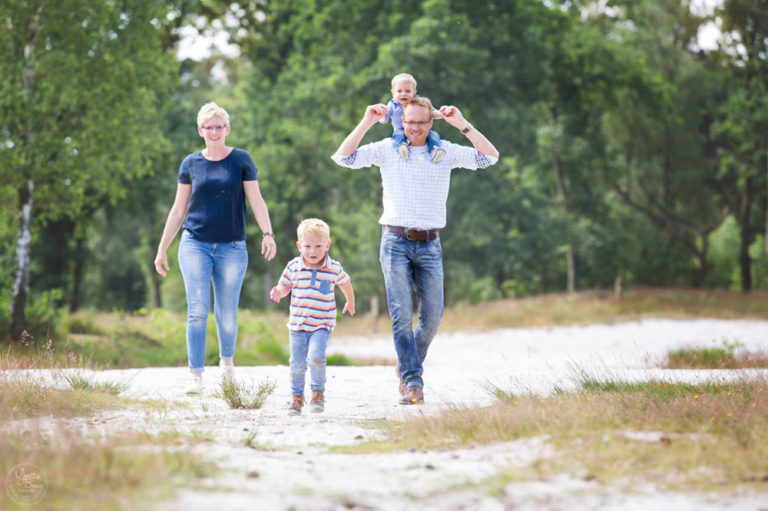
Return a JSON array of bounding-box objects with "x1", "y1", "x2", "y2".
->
[
  {"x1": 220, "y1": 359, "x2": 235, "y2": 383},
  {"x1": 396, "y1": 143, "x2": 409, "y2": 161},
  {"x1": 186, "y1": 374, "x2": 204, "y2": 394},
  {"x1": 431, "y1": 147, "x2": 446, "y2": 163}
]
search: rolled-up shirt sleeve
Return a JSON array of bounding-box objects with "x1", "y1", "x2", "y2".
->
[{"x1": 331, "y1": 139, "x2": 389, "y2": 169}]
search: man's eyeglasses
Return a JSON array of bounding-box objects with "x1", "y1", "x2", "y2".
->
[
  {"x1": 202, "y1": 125, "x2": 227, "y2": 132},
  {"x1": 402, "y1": 120, "x2": 431, "y2": 126}
]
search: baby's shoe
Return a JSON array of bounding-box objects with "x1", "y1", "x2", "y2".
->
[
  {"x1": 288, "y1": 396, "x2": 304, "y2": 416},
  {"x1": 310, "y1": 391, "x2": 325, "y2": 413},
  {"x1": 431, "y1": 147, "x2": 446, "y2": 163},
  {"x1": 185, "y1": 373, "x2": 204, "y2": 395},
  {"x1": 220, "y1": 358, "x2": 235, "y2": 383},
  {"x1": 397, "y1": 143, "x2": 409, "y2": 161}
]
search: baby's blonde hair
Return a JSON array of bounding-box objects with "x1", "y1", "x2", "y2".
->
[
  {"x1": 391, "y1": 73, "x2": 417, "y2": 88},
  {"x1": 197, "y1": 102, "x2": 230, "y2": 128},
  {"x1": 297, "y1": 218, "x2": 331, "y2": 242}
]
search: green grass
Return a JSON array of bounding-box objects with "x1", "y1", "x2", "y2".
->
[
  {"x1": 433, "y1": 287, "x2": 768, "y2": 333},
  {"x1": 664, "y1": 345, "x2": 768, "y2": 369},
  {"x1": 58, "y1": 308, "x2": 290, "y2": 369},
  {"x1": 0, "y1": 345, "x2": 214, "y2": 510},
  {"x1": 348, "y1": 373, "x2": 768, "y2": 492},
  {"x1": 326, "y1": 353, "x2": 353, "y2": 366},
  {"x1": 0, "y1": 430, "x2": 214, "y2": 510},
  {"x1": 0, "y1": 344, "x2": 130, "y2": 422},
  {"x1": 11, "y1": 287, "x2": 768, "y2": 370},
  {"x1": 213, "y1": 376, "x2": 276, "y2": 409},
  {"x1": 61, "y1": 372, "x2": 130, "y2": 396}
]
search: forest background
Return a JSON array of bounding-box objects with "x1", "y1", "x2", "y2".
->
[{"x1": 2, "y1": 0, "x2": 768, "y2": 343}]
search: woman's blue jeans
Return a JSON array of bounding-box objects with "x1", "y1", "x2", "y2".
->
[
  {"x1": 379, "y1": 230, "x2": 444, "y2": 389},
  {"x1": 289, "y1": 328, "x2": 330, "y2": 397},
  {"x1": 178, "y1": 230, "x2": 248, "y2": 373}
]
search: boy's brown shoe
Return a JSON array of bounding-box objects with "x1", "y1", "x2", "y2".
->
[
  {"x1": 399, "y1": 386, "x2": 424, "y2": 405},
  {"x1": 288, "y1": 396, "x2": 304, "y2": 416},
  {"x1": 309, "y1": 391, "x2": 325, "y2": 413}
]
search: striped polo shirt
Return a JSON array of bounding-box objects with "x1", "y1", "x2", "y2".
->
[{"x1": 278, "y1": 254, "x2": 350, "y2": 332}]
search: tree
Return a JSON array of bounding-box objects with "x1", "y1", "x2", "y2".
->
[
  {"x1": 1, "y1": 0, "x2": 175, "y2": 339},
  {"x1": 598, "y1": 0, "x2": 729, "y2": 287},
  {"x1": 712, "y1": 0, "x2": 768, "y2": 291}
]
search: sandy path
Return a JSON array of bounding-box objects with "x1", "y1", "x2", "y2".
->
[{"x1": 14, "y1": 319, "x2": 768, "y2": 510}]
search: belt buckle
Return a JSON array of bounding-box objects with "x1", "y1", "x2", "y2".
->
[{"x1": 406, "y1": 228, "x2": 420, "y2": 241}]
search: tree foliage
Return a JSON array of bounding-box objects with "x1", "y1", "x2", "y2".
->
[{"x1": 3, "y1": 0, "x2": 768, "y2": 341}]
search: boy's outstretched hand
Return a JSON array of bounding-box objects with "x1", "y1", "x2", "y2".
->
[
  {"x1": 342, "y1": 302, "x2": 356, "y2": 316},
  {"x1": 269, "y1": 286, "x2": 283, "y2": 303}
]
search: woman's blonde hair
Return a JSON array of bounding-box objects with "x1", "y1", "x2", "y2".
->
[
  {"x1": 297, "y1": 218, "x2": 331, "y2": 242},
  {"x1": 197, "y1": 102, "x2": 230, "y2": 128}
]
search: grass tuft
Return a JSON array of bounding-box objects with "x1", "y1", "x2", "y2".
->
[
  {"x1": 664, "y1": 345, "x2": 768, "y2": 369},
  {"x1": 214, "y1": 377, "x2": 276, "y2": 409},
  {"x1": 61, "y1": 372, "x2": 130, "y2": 396},
  {"x1": 0, "y1": 345, "x2": 128, "y2": 422}
]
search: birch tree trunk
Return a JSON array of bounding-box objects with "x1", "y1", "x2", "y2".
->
[
  {"x1": 9, "y1": 9, "x2": 42, "y2": 340},
  {"x1": 10, "y1": 179, "x2": 34, "y2": 340}
]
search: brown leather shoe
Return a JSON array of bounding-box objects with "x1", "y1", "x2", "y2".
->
[
  {"x1": 309, "y1": 391, "x2": 325, "y2": 413},
  {"x1": 288, "y1": 395, "x2": 304, "y2": 416},
  {"x1": 399, "y1": 386, "x2": 424, "y2": 405},
  {"x1": 396, "y1": 365, "x2": 406, "y2": 396}
]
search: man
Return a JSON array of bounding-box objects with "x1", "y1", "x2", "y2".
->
[{"x1": 331, "y1": 97, "x2": 499, "y2": 405}]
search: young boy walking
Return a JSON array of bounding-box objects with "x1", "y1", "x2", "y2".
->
[
  {"x1": 381, "y1": 72, "x2": 446, "y2": 163},
  {"x1": 270, "y1": 218, "x2": 355, "y2": 415}
]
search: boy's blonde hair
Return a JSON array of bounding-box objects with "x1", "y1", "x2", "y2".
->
[
  {"x1": 297, "y1": 218, "x2": 331, "y2": 242},
  {"x1": 391, "y1": 73, "x2": 417, "y2": 88},
  {"x1": 197, "y1": 102, "x2": 230, "y2": 128}
]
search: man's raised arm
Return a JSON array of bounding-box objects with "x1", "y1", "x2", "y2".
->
[
  {"x1": 439, "y1": 105, "x2": 500, "y2": 160},
  {"x1": 334, "y1": 104, "x2": 388, "y2": 156}
]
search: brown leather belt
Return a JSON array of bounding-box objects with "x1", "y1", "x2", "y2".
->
[{"x1": 384, "y1": 225, "x2": 440, "y2": 241}]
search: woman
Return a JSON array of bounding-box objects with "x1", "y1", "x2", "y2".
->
[{"x1": 154, "y1": 102, "x2": 276, "y2": 394}]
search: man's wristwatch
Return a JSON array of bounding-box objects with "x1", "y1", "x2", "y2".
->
[
  {"x1": 461, "y1": 123, "x2": 472, "y2": 134},
  {"x1": 262, "y1": 232, "x2": 274, "y2": 238}
]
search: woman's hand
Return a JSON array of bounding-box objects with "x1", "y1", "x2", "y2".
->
[
  {"x1": 154, "y1": 252, "x2": 169, "y2": 277},
  {"x1": 261, "y1": 234, "x2": 276, "y2": 261}
]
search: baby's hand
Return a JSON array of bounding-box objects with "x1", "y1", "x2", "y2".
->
[
  {"x1": 343, "y1": 302, "x2": 356, "y2": 316},
  {"x1": 431, "y1": 109, "x2": 443, "y2": 119},
  {"x1": 269, "y1": 286, "x2": 282, "y2": 303}
]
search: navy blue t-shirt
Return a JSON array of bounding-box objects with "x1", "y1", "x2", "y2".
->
[{"x1": 178, "y1": 148, "x2": 258, "y2": 242}]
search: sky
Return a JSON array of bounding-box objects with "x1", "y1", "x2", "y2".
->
[
  {"x1": 176, "y1": 24, "x2": 239, "y2": 61},
  {"x1": 691, "y1": 0, "x2": 723, "y2": 50}
]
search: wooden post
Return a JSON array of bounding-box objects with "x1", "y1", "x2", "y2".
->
[
  {"x1": 370, "y1": 295, "x2": 379, "y2": 334},
  {"x1": 614, "y1": 277, "x2": 623, "y2": 299}
]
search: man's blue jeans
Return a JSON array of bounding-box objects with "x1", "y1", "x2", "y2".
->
[
  {"x1": 379, "y1": 230, "x2": 444, "y2": 389},
  {"x1": 289, "y1": 328, "x2": 331, "y2": 397},
  {"x1": 178, "y1": 230, "x2": 248, "y2": 373}
]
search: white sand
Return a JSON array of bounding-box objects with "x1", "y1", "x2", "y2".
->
[{"x1": 9, "y1": 319, "x2": 768, "y2": 510}]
